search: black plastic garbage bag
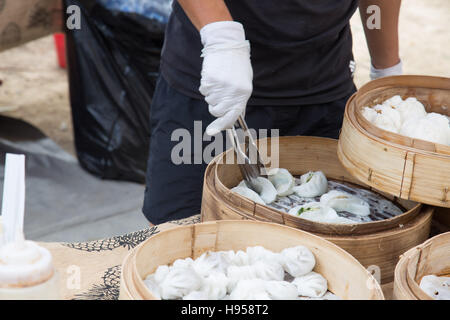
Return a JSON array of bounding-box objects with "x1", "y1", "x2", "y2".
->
[{"x1": 64, "y1": 0, "x2": 168, "y2": 183}]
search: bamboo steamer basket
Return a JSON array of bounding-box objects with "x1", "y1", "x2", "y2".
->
[
  {"x1": 338, "y1": 75, "x2": 450, "y2": 208},
  {"x1": 393, "y1": 232, "x2": 450, "y2": 300},
  {"x1": 201, "y1": 136, "x2": 433, "y2": 284},
  {"x1": 119, "y1": 220, "x2": 384, "y2": 300}
]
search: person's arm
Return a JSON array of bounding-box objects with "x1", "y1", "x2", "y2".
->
[
  {"x1": 359, "y1": 0, "x2": 402, "y2": 79},
  {"x1": 177, "y1": 0, "x2": 253, "y2": 136},
  {"x1": 178, "y1": 0, "x2": 233, "y2": 30}
]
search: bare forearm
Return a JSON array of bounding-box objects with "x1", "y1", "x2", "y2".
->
[
  {"x1": 360, "y1": 0, "x2": 401, "y2": 69},
  {"x1": 178, "y1": 0, "x2": 233, "y2": 30}
]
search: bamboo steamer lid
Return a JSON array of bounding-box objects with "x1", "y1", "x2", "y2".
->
[
  {"x1": 393, "y1": 231, "x2": 450, "y2": 300},
  {"x1": 202, "y1": 136, "x2": 432, "y2": 283},
  {"x1": 338, "y1": 75, "x2": 450, "y2": 208},
  {"x1": 119, "y1": 220, "x2": 384, "y2": 300}
]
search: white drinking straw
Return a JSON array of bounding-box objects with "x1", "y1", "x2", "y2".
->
[{"x1": 1, "y1": 153, "x2": 26, "y2": 246}]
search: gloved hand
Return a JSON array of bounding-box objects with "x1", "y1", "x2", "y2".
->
[
  {"x1": 370, "y1": 60, "x2": 403, "y2": 80},
  {"x1": 199, "y1": 21, "x2": 253, "y2": 136}
]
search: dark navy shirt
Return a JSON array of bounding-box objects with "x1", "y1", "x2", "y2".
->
[{"x1": 160, "y1": 0, "x2": 358, "y2": 106}]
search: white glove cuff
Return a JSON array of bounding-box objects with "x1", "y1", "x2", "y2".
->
[
  {"x1": 370, "y1": 60, "x2": 403, "y2": 80},
  {"x1": 200, "y1": 21, "x2": 246, "y2": 47}
]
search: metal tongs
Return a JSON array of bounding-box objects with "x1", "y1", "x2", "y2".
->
[{"x1": 227, "y1": 115, "x2": 268, "y2": 188}]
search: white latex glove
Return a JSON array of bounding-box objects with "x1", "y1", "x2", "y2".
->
[
  {"x1": 199, "y1": 21, "x2": 253, "y2": 136},
  {"x1": 370, "y1": 60, "x2": 403, "y2": 80}
]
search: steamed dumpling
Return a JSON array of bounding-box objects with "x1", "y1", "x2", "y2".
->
[
  {"x1": 226, "y1": 265, "x2": 257, "y2": 291},
  {"x1": 292, "y1": 271, "x2": 328, "y2": 298},
  {"x1": 153, "y1": 265, "x2": 170, "y2": 284},
  {"x1": 288, "y1": 202, "x2": 336, "y2": 219},
  {"x1": 227, "y1": 260, "x2": 284, "y2": 287},
  {"x1": 172, "y1": 257, "x2": 194, "y2": 269},
  {"x1": 253, "y1": 260, "x2": 285, "y2": 281},
  {"x1": 279, "y1": 245, "x2": 315, "y2": 278},
  {"x1": 396, "y1": 97, "x2": 427, "y2": 122},
  {"x1": 320, "y1": 190, "x2": 370, "y2": 216},
  {"x1": 143, "y1": 275, "x2": 161, "y2": 299},
  {"x1": 419, "y1": 275, "x2": 450, "y2": 300},
  {"x1": 222, "y1": 249, "x2": 250, "y2": 266},
  {"x1": 288, "y1": 202, "x2": 354, "y2": 224},
  {"x1": 374, "y1": 103, "x2": 402, "y2": 129},
  {"x1": 236, "y1": 178, "x2": 277, "y2": 205},
  {"x1": 367, "y1": 110, "x2": 400, "y2": 133},
  {"x1": 250, "y1": 177, "x2": 278, "y2": 204},
  {"x1": 193, "y1": 251, "x2": 228, "y2": 277},
  {"x1": 267, "y1": 168, "x2": 295, "y2": 196},
  {"x1": 264, "y1": 281, "x2": 299, "y2": 300},
  {"x1": 199, "y1": 272, "x2": 229, "y2": 300},
  {"x1": 159, "y1": 265, "x2": 203, "y2": 299},
  {"x1": 229, "y1": 279, "x2": 271, "y2": 300},
  {"x1": 427, "y1": 112, "x2": 450, "y2": 127},
  {"x1": 382, "y1": 95, "x2": 403, "y2": 108},
  {"x1": 144, "y1": 264, "x2": 171, "y2": 299},
  {"x1": 293, "y1": 171, "x2": 328, "y2": 197},
  {"x1": 246, "y1": 246, "x2": 280, "y2": 264},
  {"x1": 362, "y1": 106, "x2": 379, "y2": 123},
  {"x1": 231, "y1": 185, "x2": 265, "y2": 205},
  {"x1": 362, "y1": 96, "x2": 406, "y2": 133},
  {"x1": 371, "y1": 105, "x2": 401, "y2": 133},
  {"x1": 400, "y1": 114, "x2": 450, "y2": 146},
  {"x1": 425, "y1": 113, "x2": 450, "y2": 145},
  {"x1": 227, "y1": 265, "x2": 255, "y2": 280}
]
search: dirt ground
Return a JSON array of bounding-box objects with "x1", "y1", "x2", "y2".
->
[
  {"x1": 0, "y1": 36, "x2": 73, "y2": 153},
  {"x1": 0, "y1": 0, "x2": 449, "y2": 155}
]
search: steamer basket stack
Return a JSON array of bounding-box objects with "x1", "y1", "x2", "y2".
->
[{"x1": 201, "y1": 75, "x2": 450, "y2": 297}]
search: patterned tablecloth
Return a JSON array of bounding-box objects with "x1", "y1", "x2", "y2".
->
[
  {"x1": 40, "y1": 215, "x2": 201, "y2": 300},
  {"x1": 40, "y1": 214, "x2": 394, "y2": 300}
]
